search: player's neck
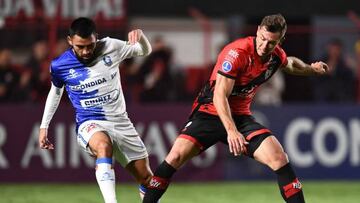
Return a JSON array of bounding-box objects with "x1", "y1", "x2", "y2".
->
[{"x1": 260, "y1": 54, "x2": 272, "y2": 64}]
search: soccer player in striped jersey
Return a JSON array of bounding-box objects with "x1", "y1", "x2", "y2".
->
[
  {"x1": 143, "y1": 14, "x2": 329, "y2": 203},
  {"x1": 38, "y1": 17, "x2": 156, "y2": 203}
]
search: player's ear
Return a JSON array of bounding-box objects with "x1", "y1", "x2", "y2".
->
[
  {"x1": 256, "y1": 26, "x2": 261, "y2": 35},
  {"x1": 279, "y1": 36, "x2": 285, "y2": 45},
  {"x1": 67, "y1": 36, "x2": 73, "y2": 46}
]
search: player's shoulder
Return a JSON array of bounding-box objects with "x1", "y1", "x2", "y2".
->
[
  {"x1": 273, "y1": 45, "x2": 287, "y2": 60},
  {"x1": 99, "y1": 36, "x2": 126, "y2": 46},
  {"x1": 50, "y1": 49, "x2": 74, "y2": 71},
  {"x1": 219, "y1": 37, "x2": 253, "y2": 63},
  {"x1": 97, "y1": 36, "x2": 127, "y2": 52},
  {"x1": 222, "y1": 36, "x2": 254, "y2": 59},
  {"x1": 227, "y1": 36, "x2": 254, "y2": 52}
]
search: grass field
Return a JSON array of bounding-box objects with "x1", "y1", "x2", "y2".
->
[{"x1": 1, "y1": 181, "x2": 360, "y2": 203}]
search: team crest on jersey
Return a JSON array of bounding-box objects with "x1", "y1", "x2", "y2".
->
[
  {"x1": 264, "y1": 69, "x2": 274, "y2": 79},
  {"x1": 222, "y1": 61, "x2": 232, "y2": 72},
  {"x1": 103, "y1": 55, "x2": 112, "y2": 66}
]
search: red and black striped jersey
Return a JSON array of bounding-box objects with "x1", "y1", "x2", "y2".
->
[{"x1": 192, "y1": 36, "x2": 288, "y2": 116}]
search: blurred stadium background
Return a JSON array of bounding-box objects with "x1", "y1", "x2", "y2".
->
[{"x1": 1, "y1": 0, "x2": 360, "y2": 202}]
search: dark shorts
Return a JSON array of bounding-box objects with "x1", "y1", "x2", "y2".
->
[{"x1": 179, "y1": 112, "x2": 273, "y2": 157}]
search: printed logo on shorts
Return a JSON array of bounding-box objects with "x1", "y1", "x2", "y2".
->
[
  {"x1": 86, "y1": 123, "x2": 97, "y2": 133},
  {"x1": 185, "y1": 121, "x2": 192, "y2": 128},
  {"x1": 222, "y1": 61, "x2": 232, "y2": 72},
  {"x1": 181, "y1": 121, "x2": 192, "y2": 132}
]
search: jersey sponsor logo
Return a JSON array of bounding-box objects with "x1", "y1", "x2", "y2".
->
[
  {"x1": 231, "y1": 84, "x2": 257, "y2": 98},
  {"x1": 80, "y1": 89, "x2": 120, "y2": 108},
  {"x1": 222, "y1": 61, "x2": 232, "y2": 72},
  {"x1": 103, "y1": 55, "x2": 113, "y2": 66},
  {"x1": 70, "y1": 77, "x2": 107, "y2": 91},
  {"x1": 67, "y1": 68, "x2": 82, "y2": 79}
]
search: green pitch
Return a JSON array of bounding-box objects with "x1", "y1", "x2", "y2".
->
[{"x1": 1, "y1": 181, "x2": 359, "y2": 203}]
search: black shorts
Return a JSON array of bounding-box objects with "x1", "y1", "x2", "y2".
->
[{"x1": 179, "y1": 112, "x2": 273, "y2": 157}]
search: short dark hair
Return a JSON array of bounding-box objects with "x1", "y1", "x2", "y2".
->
[
  {"x1": 260, "y1": 14, "x2": 287, "y2": 37},
  {"x1": 69, "y1": 17, "x2": 96, "y2": 38}
]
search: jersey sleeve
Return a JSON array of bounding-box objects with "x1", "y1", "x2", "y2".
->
[
  {"x1": 107, "y1": 37, "x2": 144, "y2": 60},
  {"x1": 277, "y1": 47, "x2": 288, "y2": 68},
  {"x1": 216, "y1": 48, "x2": 248, "y2": 79},
  {"x1": 50, "y1": 64, "x2": 64, "y2": 88}
]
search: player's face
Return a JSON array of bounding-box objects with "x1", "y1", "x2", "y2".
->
[
  {"x1": 67, "y1": 34, "x2": 97, "y2": 62},
  {"x1": 255, "y1": 26, "x2": 283, "y2": 57}
]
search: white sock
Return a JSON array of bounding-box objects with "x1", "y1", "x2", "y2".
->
[{"x1": 96, "y1": 161, "x2": 117, "y2": 203}]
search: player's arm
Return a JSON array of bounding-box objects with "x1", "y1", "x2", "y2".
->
[
  {"x1": 213, "y1": 74, "x2": 248, "y2": 156},
  {"x1": 39, "y1": 83, "x2": 64, "y2": 150},
  {"x1": 127, "y1": 29, "x2": 152, "y2": 56},
  {"x1": 282, "y1": 56, "x2": 329, "y2": 76}
]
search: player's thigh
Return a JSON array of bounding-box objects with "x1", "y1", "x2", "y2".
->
[
  {"x1": 125, "y1": 157, "x2": 153, "y2": 183},
  {"x1": 253, "y1": 135, "x2": 289, "y2": 170},
  {"x1": 180, "y1": 112, "x2": 227, "y2": 152},
  {"x1": 234, "y1": 115, "x2": 273, "y2": 157},
  {"x1": 78, "y1": 121, "x2": 112, "y2": 157},
  {"x1": 165, "y1": 137, "x2": 200, "y2": 169},
  {"x1": 112, "y1": 133, "x2": 148, "y2": 168},
  {"x1": 88, "y1": 131, "x2": 113, "y2": 154}
]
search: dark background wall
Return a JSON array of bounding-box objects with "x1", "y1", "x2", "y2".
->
[{"x1": 128, "y1": 0, "x2": 360, "y2": 17}]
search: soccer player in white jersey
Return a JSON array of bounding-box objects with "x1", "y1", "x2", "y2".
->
[{"x1": 38, "y1": 17, "x2": 155, "y2": 203}]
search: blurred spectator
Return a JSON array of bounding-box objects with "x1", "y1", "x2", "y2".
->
[
  {"x1": 312, "y1": 38, "x2": 356, "y2": 103},
  {"x1": 25, "y1": 40, "x2": 50, "y2": 102},
  {"x1": 354, "y1": 40, "x2": 360, "y2": 103},
  {"x1": 254, "y1": 71, "x2": 285, "y2": 106},
  {"x1": 137, "y1": 35, "x2": 173, "y2": 102},
  {"x1": 54, "y1": 39, "x2": 69, "y2": 58},
  {"x1": 0, "y1": 48, "x2": 30, "y2": 102},
  {"x1": 119, "y1": 57, "x2": 142, "y2": 103}
]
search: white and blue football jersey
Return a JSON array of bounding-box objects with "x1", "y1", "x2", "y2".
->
[{"x1": 50, "y1": 37, "x2": 143, "y2": 129}]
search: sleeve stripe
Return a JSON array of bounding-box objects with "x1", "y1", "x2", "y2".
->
[{"x1": 217, "y1": 70, "x2": 237, "y2": 79}]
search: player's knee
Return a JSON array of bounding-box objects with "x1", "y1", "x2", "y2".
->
[
  {"x1": 95, "y1": 141, "x2": 113, "y2": 157},
  {"x1": 268, "y1": 151, "x2": 289, "y2": 170},
  {"x1": 165, "y1": 150, "x2": 184, "y2": 169}
]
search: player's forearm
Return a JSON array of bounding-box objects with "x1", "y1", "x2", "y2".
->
[
  {"x1": 39, "y1": 84, "x2": 64, "y2": 129},
  {"x1": 284, "y1": 56, "x2": 314, "y2": 76},
  {"x1": 138, "y1": 32, "x2": 152, "y2": 56},
  {"x1": 213, "y1": 93, "x2": 237, "y2": 133}
]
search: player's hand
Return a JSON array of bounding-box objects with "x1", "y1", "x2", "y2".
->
[
  {"x1": 227, "y1": 130, "x2": 248, "y2": 156},
  {"x1": 39, "y1": 128, "x2": 54, "y2": 150},
  {"x1": 128, "y1": 29, "x2": 143, "y2": 45},
  {"x1": 311, "y1": 61, "x2": 329, "y2": 75}
]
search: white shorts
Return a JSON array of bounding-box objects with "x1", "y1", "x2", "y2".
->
[{"x1": 77, "y1": 119, "x2": 148, "y2": 167}]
